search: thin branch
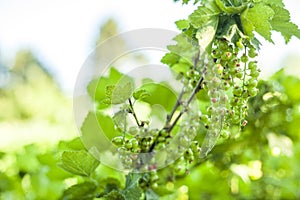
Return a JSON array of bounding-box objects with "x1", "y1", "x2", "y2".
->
[
  {"x1": 166, "y1": 69, "x2": 205, "y2": 133},
  {"x1": 164, "y1": 51, "x2": 202, "y2": 130},
  {"x1": 165, "y1": 87, "x2": 185, "y2": 129},
  {"x1": 128, "y1": 98, "x2": 142, "y2": 127}
]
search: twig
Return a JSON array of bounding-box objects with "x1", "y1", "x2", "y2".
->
[
  {"x1": 166, "y1": 69, "x2": 205, "y2": 133},
  {"x1": 165, "y1": 88, "x2": 185, "y2": 129},
  {"x1": 128, "y1": 98, "x2": 142, "y2": 127}
]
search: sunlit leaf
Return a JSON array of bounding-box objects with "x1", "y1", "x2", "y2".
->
[{"x1": 58, "y1": 150, "x2": 100, "y2": 177}]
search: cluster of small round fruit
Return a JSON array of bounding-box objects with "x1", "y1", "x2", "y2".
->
[{"x1": 202, "y1": 38, "x2": 260, "y2": 136}]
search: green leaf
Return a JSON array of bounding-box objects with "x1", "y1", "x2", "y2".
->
[
  {"x1": 58, "y1": 150, "x2": 100, "y2": 177},
  {"x1": 270, "y1": 6, "x2": 300, "y2": 43},
  {"x1": 196, "y1": 17, "x2": 218, "y2": 50},
  {"x1": 100, "y1": 97, "x2": 112, "y2": 105},
  {"x1": 80, "y1": 112, "x2": 119, "y2": 153},
  {"x1": 122, "y1": 173, "x2": 143, "y2": 200},
  {"x1": 241, "y1": 3, "x2": 274, "y2": 42},
  {"x1": 137, "y1": 82, "x2": 177, "y2": 112},
  {"x1": 105, "y1": 85, "x2": 116, "y2": 98},
  {"x1": 100, "y1": 178, "x2": 122, "y2": 193},
  {"x1": 189, "y1": 0, "x2": 221, "y2": 29},
  {"x1": 215, "y1": 0, "x2": 248, "y2": 14},
  {"x1": 66, "y1": 137, "x2": 85, "y2": 150},
  {"x1": 87, "y1": 68, "x2": 123, "y2": 102},
  {"x1": 60, "y1": 182, "x2": 97, "y2": 200},
  {"x1": 167, "y1": 33, "x2": 199, "y2": 65},
  {"x1": 175, "y1": 19, "x2": 190, "y2": 30},
  {"x1": 161, "y1": 52, "x2": 180, "y2": 67},
  {"x1": 262, "y1": 0, "x2": 284, "y2": 7},
  {"x1": 111, "y1": 81, "x2": 133, "y2": 104},
  {"x1": 172, "y1": 62, "x2": 191, "y2": 74},
  {"x1": 133, "y1": 89, "x2": 151, "y2": 100},
  {"x1": 112, "y1": 110, "x2": 127, "y2": 132}
]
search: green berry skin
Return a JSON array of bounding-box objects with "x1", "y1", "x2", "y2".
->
[
  {"x1": 248, "y1": 88, "x2": 258, "y2": 97},
  {"x1": 248, "y1": 61, "x2": 257, "y2": 70},
  {"x1": 112, "y1": 136, "x2": 124, "y2": 146},
  {"x1": 130, "y1": 138, "x2": 139, "y2": 149},
  {"x1": 247, "y1": 79, "x2": 258, "y2": 88},
  {"x1": 241, "y1": 54, "x2": 248, "y2": 63}
]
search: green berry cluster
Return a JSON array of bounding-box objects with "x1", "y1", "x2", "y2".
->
[{"x1": 200, "y1": 38, "x2": 260, "y2": 143}]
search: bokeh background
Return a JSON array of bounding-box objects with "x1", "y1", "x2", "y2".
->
[{"x1": 0, "y1": 0, "x2": 300, "y2": 199}]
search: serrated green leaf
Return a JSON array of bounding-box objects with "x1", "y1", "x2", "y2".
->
[
  {"x1": 133, "y1": 89, "x2": 151, "y2": 100},
  {"x1": 60, "y1": 182, "x2": 97, "y2": 200},
  {"x1": 112, "y1": 110, "x2": 127, "y2": 132},
  {"x1": 137, "y1": 82, "x2": 177, "y2": 112},
  {"x1": 80, "y1": 112, "x2": 119, "y2": 153},
  {"x1": 270, "y1": 6, "x2": 300, "y2": 43},
  {"x1": 175, "y1": 19, "x2": 190, "y2": 30},
  {"x1": 161, "y1": 52, "x2": 180, "y2": 67},
  {"x1": 105, "y1": 85, "x2": 116, "y2": 98},
  {"x1": 100, "y1": 97, "x2": 112, "y2": 105},
  {"x1": 100, "y1": 178, "x2": 122, "y2": 193},
  {"x1": 58, "y1": 150, "x2": 100, "y2": 177},
  {"x1": 167, "y1": 33, "x2": 199, "y2": 65},
  {"x1": 189, "y1": 0, "x2": 221, "y2": 28},
  {"x1": 172, "y1": 62, "x2": 191, "y2": 74},
  {"x1": 241, "y1": 3, "x2": 274, "y2": 42},
  {"x1": 122, "y1": 173, "x2": 143, "y2": 200},
  {"x1": 196, "y1": 17, "x2": 218, "y2": 50},
  {"x1": 63, "y1": 137, "x2": 85, "y2": 150},
  {"x1": 87, "y1": 68, "x2": 123, "y2": 102},
  {"x1": 262, "y1": 0, "x2": 284, "y2": 7},
  {"x1": 111, "y1": 81, "x2": 133, "y2": 104},
  {"x1": 215, "y1": 0, "x2": 248, "y2": 14}
]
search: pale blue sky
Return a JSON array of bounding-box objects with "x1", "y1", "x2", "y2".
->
[{"x1": 0, "y1": 0, "x2": 299, "y2": 93}]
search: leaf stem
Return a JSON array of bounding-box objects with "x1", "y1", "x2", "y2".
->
[{"x1": 128, "y1": 98, "x2": 142, "y2": 127}]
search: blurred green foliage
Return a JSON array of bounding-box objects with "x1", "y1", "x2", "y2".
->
[
  {"x1": 1, "y1": 65, "x2": 300, "y2": 199},
  {"x1": 0, "y1": 18, "x2": 300, "y2": 199}
]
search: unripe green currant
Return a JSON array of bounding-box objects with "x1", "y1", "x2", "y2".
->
[
  {"x1": 233, "y1": 86, "x2": 243, "y2": 96},
  {"x1": 250, "y1": 70, "x2": 260, "y2": 78},
  {"x1": 248, "y1": 88, "x2": 258, "y2": 96},
  {"x1": 247, "y1": 79, "x2": 258, "y2": 88},
  {"x1": 241, "y1": 54, "x2": 248, "y2": 63},
  {"x1": 235, "y1": 70, "x2": 243, "y2": 79},
  {"x1": 112, "y1": 136, "x2": 124, "y2": 146},
  {"x1": 157, "y1": 136, "x2": 165, "y2": 143},
  {"x1": 124, "y1": 157, "x2": 132, "y2": 166},
  {"x1": 248, "y1": 49, "x2": 257, "y2": 58},
  {"x1": 125, "y1": 140, "x2": 133, "y2": 149},
  {"x1": 221, "y1": 52, "x2": 232, "y2": 61},
  {"x1": 151, "y1": 183, "x2": 158, "y2": 189},
  {"x1": 130, "y1": 138, "x2": 139, "y2": 149},
  {"x1": 248, "y1": 61, "x2": 257, "y2": 70}
]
